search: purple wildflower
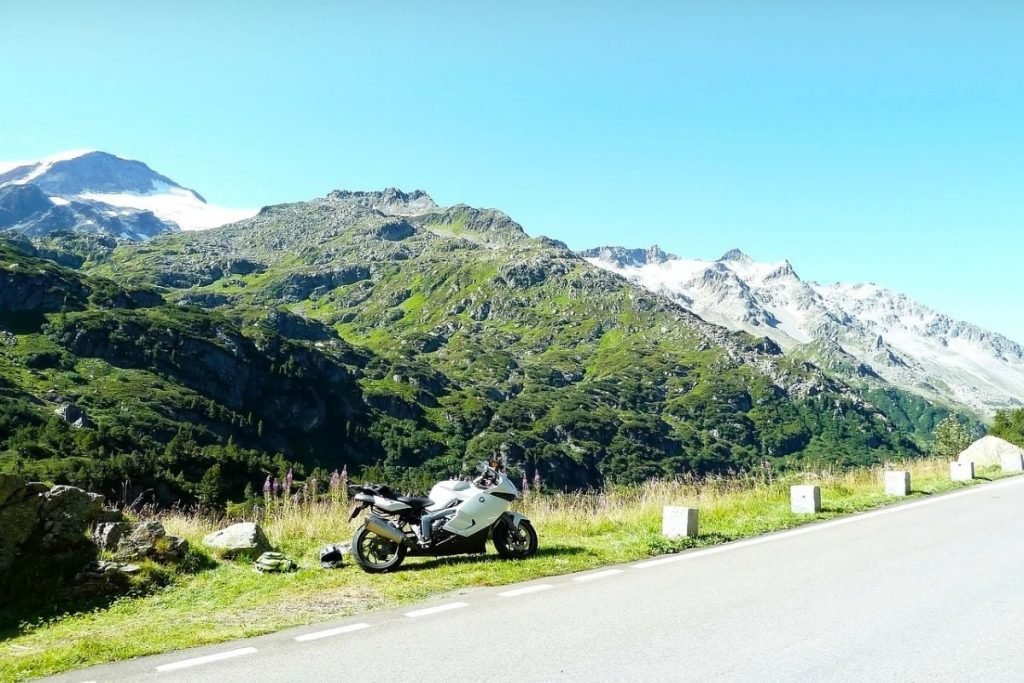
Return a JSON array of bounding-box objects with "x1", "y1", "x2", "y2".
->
[
  {"x1": 330, "y1": 469, "x2": 341, "y2": 492},
  {"x1": 521, "y1": 473, "x2": 530, "y2": 494},
  {"x1": 263, "y1": 475, "x2": 272, "y2": 496},
  {"x1": 285, "y1": 468, "x2": 294, "y2": 493}
]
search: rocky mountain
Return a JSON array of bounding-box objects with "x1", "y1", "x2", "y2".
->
[
  {"x1": 582, "y1": 246, "x2": 1024, "y2": 417},
  {"x1": 0, "y1": 189, "x2": 934, "y2": 502},
  {"x1": 0, "y1": 151, "x2": 255, "y2": 240}
]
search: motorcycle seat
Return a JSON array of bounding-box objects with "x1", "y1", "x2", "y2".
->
[{"x1": 397, "y1": 496, "x2": 434, "y2": 510}]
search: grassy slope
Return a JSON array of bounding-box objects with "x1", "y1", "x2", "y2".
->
[
  {"x1": 81, "y1": 200, "x2": 922, "y2": 490},
  {"x1": 2, "y1": 459, "x2": 1014, "y2": 681}
]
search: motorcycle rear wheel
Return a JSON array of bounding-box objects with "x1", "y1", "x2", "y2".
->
[
  {"x1": 493, "y1": 519, "x2": 538, "y2": 559},
  {"x1": 351, "y1": 524, "x2": 407, "y2": 573}
]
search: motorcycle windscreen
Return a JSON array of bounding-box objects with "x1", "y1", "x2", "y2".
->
[{"x1": 442, "y1": 491, "x2": 508, "y2": 537}]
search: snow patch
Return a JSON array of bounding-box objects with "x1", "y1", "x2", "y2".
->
[{"x1": 77, "y1": 187, "x2": 256, "y2": 230}]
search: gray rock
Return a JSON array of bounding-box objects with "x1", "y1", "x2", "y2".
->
[
  {"x1": 203, "y1": 522, "x2": 271, "y2": 557},
  {"x1": 94, "y1": 521, "x2": 131, "y2": 552},
  {"x1": 77, "y1": 559, "x2": 141, "y2": 579},
  {"x1": 1, "y1": 480, "x2": 103, "y2": 596},
  {"x1": 54, "y1": 402, "x2": 88, "y2": 425},
  {"x1": 115, "y1": 520, "x2": 189, "y2": 561},
  {"x1": 39, "y1": 485, "x2": 104, "y2": 546}
]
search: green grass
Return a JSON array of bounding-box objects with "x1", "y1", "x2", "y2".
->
[{"x1": 1, "y1": 458, "x2": 1016, "y2": 681}]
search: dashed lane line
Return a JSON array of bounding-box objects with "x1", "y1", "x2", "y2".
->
[
  {"x1": 405, "y1": 602, "x2": 469, "y2": 618},
  {"x1": 498, "y1": 584, "x2": 554, "y2": 598},
  {"x1": 573, "y1": 569, "x2": 624, "y2": 582},
  {"x1": 154, "y1": 647, "x2": 258, "y2": 673},
  {"x1": 294, "y1": 623, "x2": 371, "y2": 642}
]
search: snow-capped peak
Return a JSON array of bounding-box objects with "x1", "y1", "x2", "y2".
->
[
  {"x1": 584, "y1": 245, "x2": 1024, "y2": 416},
  {"x1": 719, "y1": 248, "x2": 753, "y2": 263},
  {"x1": 0, "y1": 150, "x2": 256, "y2": 233},
  {"x1": 0, "y1": 149, "x2": 97, "y2": 183}
]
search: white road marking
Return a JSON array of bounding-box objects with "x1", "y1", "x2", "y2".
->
[
  {"x1": 573, "y1": 569, "x2": 624, "y2": 582},
  {"x1": 154, "y1": 647, "x2": 258, "y2": 672},
  {"x1": 405, "y1": 602, "x2": 469, "y2": 618},
  {"x1": 498, "y1": 584, "x2": 553, "y2": 598},
  {"x1": 633, "y1": 476, "x2": 1024, "y2": 570},
  {"x1": 294, "y1": 623, "x2": 370, "y2": 642}
]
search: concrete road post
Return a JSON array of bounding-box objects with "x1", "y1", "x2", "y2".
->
[
  {"x1": 790, "y1": 485, "x2": 821, "y2": 514},
  {"x1": 884, "y1": 471, "x2": 911, "y2": 496},
  {"x1": 662, "y1": 506, "x2": 699, "y2": 538},
  {"x1": 949, "y1": 461, "x2": 975, "y2": 482}
]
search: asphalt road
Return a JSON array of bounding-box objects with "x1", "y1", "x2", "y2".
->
[{"x1": 50, "y1": 476, "x2": 1024, "y2": 682}]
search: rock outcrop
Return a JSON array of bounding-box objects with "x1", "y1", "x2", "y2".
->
[{"x1": 0, "y1": 475, "x2": 112, "y2": 600}]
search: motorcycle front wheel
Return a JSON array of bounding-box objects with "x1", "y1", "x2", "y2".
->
[
  {"x1": 351, "y1": 524, "x2": 407, "y2": 573},
  {"x1": 493, "y1": 519, "x2": 538, "y2": 560}
]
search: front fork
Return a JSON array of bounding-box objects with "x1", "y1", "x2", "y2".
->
[{"x1": 494, "y1": 510, "x2": 529, "y2": 536}]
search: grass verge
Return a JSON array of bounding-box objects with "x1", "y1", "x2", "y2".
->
[{"x1": 0, "y1": 458, "x2": 1015, "y2": 681}]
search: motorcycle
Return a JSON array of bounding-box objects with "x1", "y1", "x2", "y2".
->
[{"x1": 347, "y1": 461, "x2": 538, "y2": 573}]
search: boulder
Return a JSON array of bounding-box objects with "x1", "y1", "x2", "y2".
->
[
  {"x1": 54, "y1": 402, "x2": 85, "y2": 425},
  {"x1": 94, "y1": 521, "x2": 131, "y2": 552},
  {"x1": 203, "y1": 522, "x2": 271, "y2": 557},
  {"x1": 0, "y1": 479, "x2": 103, "y2": 599},
  {"x1": 120, "y1": 520, "x2": 166, "y2": 547},
  {"x1": 957, "y1": 436, "x2": 1024, "y2": 467},
  {"x1": 116, "y1": 520, "x2": 189, "y2": 561},
  {"x1": 39, "y1": 486, "x2": 104, "y2": 546},
  {"x1": 72, "y1": 560, "x2": 142, "y2": 596}
]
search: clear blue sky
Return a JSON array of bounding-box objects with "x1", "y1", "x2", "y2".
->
[{"x1": 4, "y1": 2, "x2": 1023, "y2": 341}]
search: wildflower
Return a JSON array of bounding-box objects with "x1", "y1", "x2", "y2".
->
[
  {"x1": 285, "y1": 468, "x2": 294, "y2": 493},
  {"x1": 521, "y1": 473, "x2": 530, "y2": 494},
  {"x1": 533, "y1": 469, "x2": 542, "y2": 491},
  {"x1": 330, "y1": 469, "x2": 341, "y2": 492},
  {"x1": 263, "y1": 475, "x2": 272, "y2": 497}
]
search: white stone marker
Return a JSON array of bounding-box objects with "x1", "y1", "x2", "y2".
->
[
  {"x1": 662, "y1": 506, "x2": 699, "y2": 538},
  {"x1": 950, "y1": 461, "x2": 975, "y2": 482},
  {"x1": 790, "y1": 485, "x2": 821, "y2": 514},
  {"x1": 884, "y1": 471, "x2": 911, "y2": 496},
  {"x1": 1000, "y1": 453, "x2": 1024, "y2": 473}
]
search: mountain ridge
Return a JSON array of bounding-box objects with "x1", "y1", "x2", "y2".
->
[
  {"x1": 0, "y1": 150, "x2": 255, "y2": 238},
  {"x1": 583, "y1": 244, "x2": 1024, "y2": 416}
]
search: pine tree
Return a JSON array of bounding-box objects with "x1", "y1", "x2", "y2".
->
[
  {"x1": 932, "y1": 416, "x2": 971, "y2": 459},
  {"x1": 198, "y1": 463, "x2": 225, "y2": 507}
]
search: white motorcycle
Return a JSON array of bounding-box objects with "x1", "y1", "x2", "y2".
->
[{"x1": 347, "y1": 461, "x2": 538, "y2": 573}]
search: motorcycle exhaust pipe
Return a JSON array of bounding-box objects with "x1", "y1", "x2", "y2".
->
[{"x1": 365, "y1": 514, "x2": 407, "y2": 545}]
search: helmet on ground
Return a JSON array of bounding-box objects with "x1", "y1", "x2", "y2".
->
[{"x1": 319, "y1": 543, "x2": 345, "y2": 569}]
